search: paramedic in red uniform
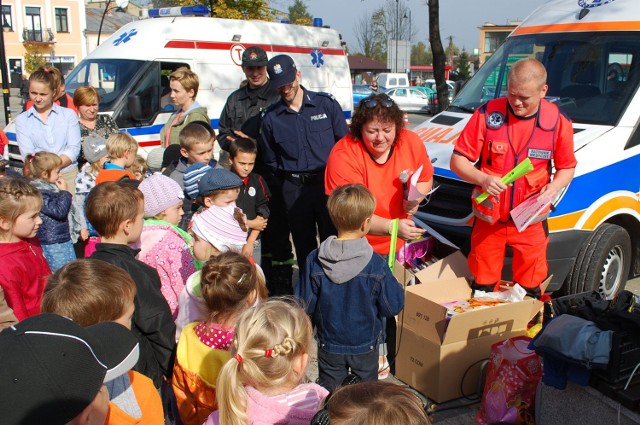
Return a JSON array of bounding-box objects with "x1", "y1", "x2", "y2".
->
[{"x1": 450, "y1": 58, "x2": 577, "y2": 298}]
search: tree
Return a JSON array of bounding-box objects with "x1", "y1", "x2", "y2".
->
[
  {"x1": 288, "y1": 0, "x2": 312, "y2": 25},
  {"x1": 457, "y1": 50, "x2": 471, "y2": 81},
  {"x1": 165, "y1": 0, "x2": 273, "y2": 20},
  {"x1": 428, "y1": 0, "x2": 449, "y2": 109},
  {"x1": 355, "y1": 10, "x2": 386, "y2": 61},
  {"x1": 411, "y1": 42, "x2": 432, "y2": 66},
  {"x1": 23, "y1": 43, "x2": 47, "y2": 74}
]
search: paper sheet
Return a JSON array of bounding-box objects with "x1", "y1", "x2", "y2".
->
[
  {"x1": 408, "y1": 165, "x2": 424, "y2": 201},
  {"x1": 510, "y1": 194, "x2": 553, "y2": 232}
]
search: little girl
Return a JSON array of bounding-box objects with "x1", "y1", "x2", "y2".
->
[
  {"x1": 26, "y1": 151, "x2": 76, "y2": 271},
  {"x1": 208, "y1": 299, "x2": 329, "y2": 425},
  {"x1": 71, "y1": 133, "x2": 108, "y2": 257},
  {"x1": 173, "y1": 252, "x2": 268, "y2": 425},
  {"x1": 0, "y1": 178, "x2": 51, "y2": 321},
  {"x1": 137, "y1": 174, "x2": 198, "y2": 318}
]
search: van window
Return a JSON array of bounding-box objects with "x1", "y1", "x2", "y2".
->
[
  {"x1": 450, "y1": 32, "x2": 640, "y2": 126},
  {"x1": 66, "y1": 59, "x2": 142, "y2": 111},
  {"x1": 65, "y1": 59, "x2": 190, "y2": 127}
]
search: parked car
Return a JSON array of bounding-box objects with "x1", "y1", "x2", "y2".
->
[
  {"x1": 352, "y1": 84, "x2": 375, "y2": 107},
  {"x1": 385, "y1": 86, "x2": 432, "y2": 114}
]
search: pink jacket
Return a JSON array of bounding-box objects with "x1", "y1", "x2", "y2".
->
[
  {"x1": 206, "y1": 383, "x2": 328, "y2": 425},
  {"x1": 137, "y1": 222, "x2": 196, "y2": 319}
]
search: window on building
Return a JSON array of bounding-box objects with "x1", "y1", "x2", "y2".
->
[
  {"x1": 484, "y1": 32, "x2": 508, "y2": 54},
  {"x1": 1, "y1": 5, "x2": 12, "y2": 31},
  {"x1": 25, "y1": 7, "x2": 42, "y2": 42},
  {"x1": 55, "y1": 8, "x2": 68, "y2": 33}
]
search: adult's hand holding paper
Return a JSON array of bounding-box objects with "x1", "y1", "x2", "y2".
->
[{"x1": 510, "y1": 193, "x2": 554, "y2": 232}]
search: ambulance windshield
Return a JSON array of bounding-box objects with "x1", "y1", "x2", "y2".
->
[
  {"x1": 65, "y1": 59, "x2": 144, "y2": 111},
  {"x1": 450, "y1": 32, "x2": 640, "y2": 126}
]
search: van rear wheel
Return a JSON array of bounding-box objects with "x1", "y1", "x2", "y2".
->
[{"x1": 562, "y1": 223, "x2": 630, "y2": 298}]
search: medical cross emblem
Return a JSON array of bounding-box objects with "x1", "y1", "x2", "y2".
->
[
  {"x1": 113, "y1": 29, "x2": 138, "y2": 46},
  {"x1": 311, "y1": 49, "x2": 324, "y2": 68}
]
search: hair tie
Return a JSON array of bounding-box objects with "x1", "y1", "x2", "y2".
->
[
  {"x1": 234, "y1": 353, "x2": 243, "y2": 364},
  {"x1": 264, "y1": 349, "x2": 273, "y2": 358}
]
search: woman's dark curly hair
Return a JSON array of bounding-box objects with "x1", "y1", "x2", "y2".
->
[{"x1": 350, "y1": 93, "x2": 405, "y2": 145}]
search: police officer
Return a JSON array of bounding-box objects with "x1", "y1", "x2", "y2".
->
[
  {"x1": 217, "y1": 46, "x2": 295, "y2": 295},
  {"x1": 259, "y1": 54, "x2": 349, "y2": 277}
]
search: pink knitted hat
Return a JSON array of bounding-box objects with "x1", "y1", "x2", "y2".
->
[
  {"x1": 191, "y1": 204, "x2": 248, "y2": 252},
  {"x1": 138, "y1": 174, "x2": 184, "y2": 218}
]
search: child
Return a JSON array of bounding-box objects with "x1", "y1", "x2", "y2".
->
[
  {"x1": 229, "y1": 138, "x2": 270, "y2": 264},
  {"x1": 72, "y1": 133, "x2": 109, "y2": 257},
  {"x1": 0, "y1": 313, "x2": 139, "y2": 425},
  {"x1": 208, "y1": 299, "x2": 329, "y2": 425},
  {"x1": 189, "y1": 168, "x2": 249, "y2": 253},
  {"x1": 26, "y1": 151, "x2": 76, "y2": 271},
  {"x1": 137, "y1": 174, "x2": 197, "y2": 318},
  {"x1": 42, "y1": 259, "x2": 164, "y2": 424},
  {"x1": 127, "y1": 154, "x2": 149, "y2": 181},
  {"x1": 96, "y1": 132, "x2": 138, "y2": 185},
  {"x1": 0, "y1": 178, "x2": 50, "y2": 321},
  {"x1": 173, "y1": 252, "x2": 268, "y2": 425},
  {"x1": 164, "y1": 121, "x2": 216, "y2": 229},
  {"x1": 87, "y1": 181, "x2": 176, "y2": 388},
  {"x1": 314, "y1": 381, "x2": 431, "y2": 425},
  {"x1": 146, "y1": 147, "x2": 165, "y2": 174},
  {"x1": 295, "y1": 184, "x2": 405, "y2": 391}
]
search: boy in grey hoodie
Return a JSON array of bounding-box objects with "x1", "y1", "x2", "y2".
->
[{"x1": 295, "y1": 184, "x2": 405, "y2": 391}]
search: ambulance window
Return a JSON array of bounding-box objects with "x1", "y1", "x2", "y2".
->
[{"x1": 117, "y1": 62, "x2": 161, "y2": 127}]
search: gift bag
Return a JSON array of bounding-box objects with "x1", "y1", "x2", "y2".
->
[{"x1": 477, "y1": 336, "x2": 542, "y2": 425}]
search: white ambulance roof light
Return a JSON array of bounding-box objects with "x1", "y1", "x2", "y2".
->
[{"x1": 147, "y1": 5, "x2": 209, "y2": 18}]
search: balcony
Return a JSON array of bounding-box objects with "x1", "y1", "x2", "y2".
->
[{"x1": 22, "y1": 28, "x2": 55, "y2": 44}]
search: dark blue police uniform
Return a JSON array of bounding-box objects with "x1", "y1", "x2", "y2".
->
[{"x1": 259, "y1": 87, "x2": 348, "y2": 271}]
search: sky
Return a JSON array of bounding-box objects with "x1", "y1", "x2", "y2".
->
[{"x1": 277, "y1": 0, "x2": 550, "y2": 54}]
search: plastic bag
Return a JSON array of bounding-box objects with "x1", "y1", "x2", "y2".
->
[{"x1": 477, "y1": 336, "x2": 542, "y2": 425}]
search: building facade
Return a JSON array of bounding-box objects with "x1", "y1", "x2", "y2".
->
[
  {"x1": 478, "y1": 21, "x2": 519, "y2": 67},
  {"x1": 2, "y1": 0, "x2": 86, "y2": 84}
]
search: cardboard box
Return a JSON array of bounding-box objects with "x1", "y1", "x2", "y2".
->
[{"x1": 394, "y1": 251, "x2": 543, "y2": 403}]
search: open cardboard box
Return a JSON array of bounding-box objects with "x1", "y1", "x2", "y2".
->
[{"x1": 394, "y1": 249, "x2": 546, "y2": 403}]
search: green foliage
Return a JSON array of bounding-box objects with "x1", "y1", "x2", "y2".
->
[
  {"x1": 288, "y1": 0, "x2": 312, "y2": 25},
  {"x1": 411, "y1": 42, "x2": 432, "y2": 65},
  {"x1": 166, "y1": 0, "x2": 273, "y2": 20},
  {"x1": 457, "y1": 50, "x2": 471, "y2": 80},
  {"x1": 23, "y1": 43, "x2": 47, "y2": 75}
]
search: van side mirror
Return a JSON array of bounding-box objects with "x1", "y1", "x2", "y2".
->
[{"x1": 127, "y1": 95, "x2": 144, "y2": 122}]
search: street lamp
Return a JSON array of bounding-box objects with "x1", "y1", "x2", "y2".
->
[
  {"x1": 403, "y1": 9, "x2": 411, "y2": 74},
  {"x1": 395, "y1": 0, "x2": 399, "y2": 73},
  {"x1": 97, "y1": 0, "x2": 129, "y2": 46},
  {"x1": 0, "y1": 16, "x2": 11, "y2": 125}
]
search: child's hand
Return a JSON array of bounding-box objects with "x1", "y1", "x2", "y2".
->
[
  {"x1": 56, "y1": 178, "x2": 68, "y2": 191},
  {"x1": 241, "y1": 243, "x2": 254, "y2": 259},
  {"x1": 80, "y1": 229, "x2": 89, "y2": 241},
  {"x1": 247, "y1": 216, "x2": 268, "y2": 231}
]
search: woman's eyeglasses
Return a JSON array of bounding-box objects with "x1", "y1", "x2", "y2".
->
[{"x1": 361, "y1": 97, "x2": 394, "y2": 109}]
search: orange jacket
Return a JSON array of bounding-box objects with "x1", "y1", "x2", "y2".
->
[{"x1": 172, "y1": 322, "x2": 231, "y2": 425}]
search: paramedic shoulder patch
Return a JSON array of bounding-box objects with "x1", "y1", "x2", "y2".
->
[
  {"x1": 486, "y1": 111, "x2": 504, "y2": 129},
  {"x1": 528, "y1": 148, "x2": 552, "y2": 160}
]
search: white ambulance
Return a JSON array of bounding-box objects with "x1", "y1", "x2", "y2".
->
[
  {"x1": 415, "y1": 0, "x2": 640, "y2": 297},
  {"x1": 5, "y1": 7, "x2": 352, "y2": 161}
]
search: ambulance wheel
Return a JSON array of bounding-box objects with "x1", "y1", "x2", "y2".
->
[{"x1": 564, "y1": 223, "x2": 630, "y2": 299}]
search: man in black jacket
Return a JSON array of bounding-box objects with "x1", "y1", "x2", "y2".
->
[{"x1": 86, "y1": 181, "x2": 176, "y2": 388}]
